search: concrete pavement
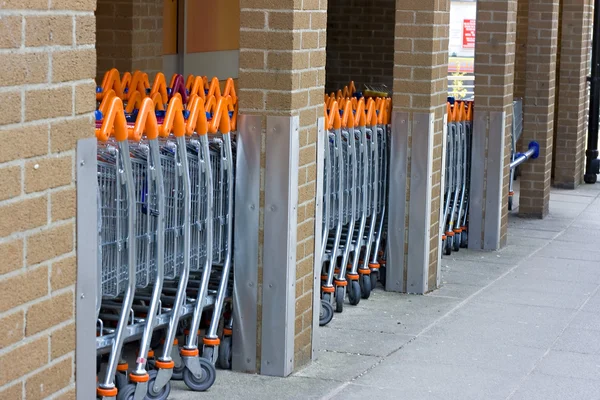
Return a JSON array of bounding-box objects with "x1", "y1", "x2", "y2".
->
[{"x1": 171, "y1": 183, "x2": 600, "y2": 399}]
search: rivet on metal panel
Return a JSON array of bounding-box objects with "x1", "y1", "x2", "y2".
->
[
  {"x1": 80, "y1": 160, "x2": 85, "y2": 166},
  {"x1": 80, "y1": 293, "x2": 85, "y2": 299},
  {"x1": 250, "y1": 204, "x2": 255, "y2": 210},
  {"x1": 269, "y1": 284, "x2": 273, "y2": 288},
  {"x1": 270, "y1": 205, "x2": 276, "y2": 211}
]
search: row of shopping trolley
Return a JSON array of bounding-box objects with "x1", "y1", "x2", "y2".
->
[
  {"x1": 95, "y1": 69, "x2": 237, "y2": 400},
  {"x1": 319, "y1": 86, "x2": 391, "y2": 326}
]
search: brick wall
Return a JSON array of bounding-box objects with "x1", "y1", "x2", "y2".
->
[
  {"x1": 96, "y1": 0, "x2": 163, "y2": 82},
  {"x1": 239, "y1": 0, "x2": 326, "y2": 371},
  {"x1": 0, "y1": 1, "x2": 96, "y2": 399},
  {"x1": 393, "y1": 1, "x2": 450, "y2": 291},
  {"x1": 514, "y1": 0, "x2": 528, "y2": 100},
  {"x1": 520, "y1": 0, "x2": 559, "y2": 218},
  {"x1": 325, "y1": 0, "x2": 395, "y2": 93}
]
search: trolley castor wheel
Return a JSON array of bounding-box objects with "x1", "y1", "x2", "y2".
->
[
  {"x1": 182, "y1": 359, "x2": 216, "y2": 391},
  {"x1": 359, "y1": 273, "x2": 371, "y2": 299},
  {"x1": 508, "y1": 196, "x2": 513, "y2": 211},
  {"x1": 217, "y1": 336, "x2": 232, "y2": 370},
  {"x1": 116, "y1": 383, "x2": 135, "y2": 400},
  {"x1": 319, "y1": 301, "x2": 334, "y2": 326},
  {"x1": 460, "y1": 230, "x2": 468, "y2": 248},
  {"x1": 335, "y1": 286, "x2": 345, "y2": 313},
  {"x1": 370, "y1": 270, "x2": 378, "y2": 290},
  {"x1": 348, "y1": 281, "x2": 361, "y2": 306},
  {"x1": 171, "y1": 361, "x2": 185, "y2": 380},
  {"x1": 115, "y1": 371, "x2": 128, "y2": 391},
  {"x1": 452, "y1": 235, "x2": 460, "y2": 252},
  {"x1": 146, "y1": 370, "x2": 170, "y2": 400},
  {"x1": 444, "y1": 237, "x2": 452, "y2": 256}
]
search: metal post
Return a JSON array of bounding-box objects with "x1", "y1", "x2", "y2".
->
[{"x1": 584, "y1": 0, "x2": 600, "y2": 183}]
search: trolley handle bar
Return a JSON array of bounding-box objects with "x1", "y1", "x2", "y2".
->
[
  {"x1": 160, "y1": 96, "x2": 186, "y2": 138},
  {"x1": 131, "y1": 97, "x2": 159, "y2": 141},
  {"x1": 96, "y1": 97, "x2": 128, "y2": 142},
  {"x1": 186, "y1": 96, "x2": 209, "y2": 136},
  {"x1": 150, "y1": 72, "x2": 168, "y2": 108},
  {"x1": 510, "y1": 141, "x2": 540, "y2": 170},
  {"x1": 170, "y1": 74, "x2": 188, "y2": 104}
]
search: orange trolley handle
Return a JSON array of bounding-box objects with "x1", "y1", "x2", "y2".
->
[
  {"x1": 160, "y1": 96, "x2": 186, "y2": 138},
  {"x1": 96, "y1": 97, "x2": 127, "y2": 142}
]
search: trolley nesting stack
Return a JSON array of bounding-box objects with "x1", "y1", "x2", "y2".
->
[
  {"x1": 319, "y1": 94, "x2": 391, "y2": 327},
  {"x1": 94, "y1": 71, "x2": 237, "y2": 400}
]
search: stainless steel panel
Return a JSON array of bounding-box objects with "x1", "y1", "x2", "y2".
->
[
  {"x1": 386, "y1": 112, "x2": 409, "y2": 293},
  {"x1": 76, "y1": 138, "x2": 98, "y2": 400},
  {"x1": 483, "y1": 111, "x2": 505, "y2": 250},
  {"x1": 261, "y1": 116, "x2": 299, "y2": 377},
  {"x1": 232, "y1": 115, "x2": 261, "y2": 373},
  {"x1": 437, "y1": 113, "x2": 449, "y2": 288},
  {"x1": 406, "y1": 113, "x2": 434, "y2": 294},
  {"x1": 468, "y1": 112, "x2": 487, "y2": 250},
  {"x1": 311, "y1": 117, "x2": 325, "y2": 360}
]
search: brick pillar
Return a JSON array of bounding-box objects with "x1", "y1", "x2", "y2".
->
[
  {"x1": 519, "y1": 0, "x2": 560, "y2": 218},
  {"x1": 470, "y1": 0, "x2": 517, "y2": 250},
  {"x1": 96, "y1": 0, "x2": 163, "y2": 82},
  {"x1": 388, "y1": 1, "x2": 450, "y2": 294},
  {"x1": 553, "y1": 0, "x2": 593, "y2": 189},
  {"x1": 0, "y1": 0, "x2": 96, "y2": 398},
  {"x1": 238, "y1": 0, "x2": 326, "y2": 375}
]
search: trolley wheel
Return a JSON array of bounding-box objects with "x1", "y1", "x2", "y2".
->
[
  {"x1": 217, "y1": 336, "x2": 232, "y2": 370},
  {"x1": 183, "y1": 358, "x2": 216, "y2": 392},
  {"x1": 370, "y1": 270, "x2": 378, "y2": 290},
  {"x1": 452, "y1": 235, "x2": 460, "y2": 252},
  {"x1": 348, "y1": 281, "x2": 361, "y2": 306},
  {"x1": 202, "y1": 346, "x2": 215, "y2": 364},
  {"x1": 115, "y1": 371, "x2": 128, "y2": 391},
  {"x1": 508, "y1": 196, "x2": 513, "y2": 211},
  {"x1": 360, "y1": 274, "x2": 371, "y2": 299},
  {"x1": 335, "y1": 286, "x2": 345, "y2": 313},
  {"x1": 460, "y1": 231, "x2": 468, "y2": 248},
  {"x1": 322, "y1": 292, "x2": 332, "y2": 305},
  {"x1": 379, "y1": 266, "x2": 386, "y2": 288},
  {"x1": 171, "y1": 362, "x2": 185, "y2": 380},
  {"x1": 116, "y1": 383, "x2": 135, "y2": 400},
  {"x1": 319, "y1": 301, "x2": 334, "y2": 326},
  {"x1": 96, "y1": 355, "x2": 102, "y2": 375},
  {"x1": 146, "y1": 370, "x2": 170, "y2": 400},
  {"x1": 444, "y1": 237, "x2": 452, "y2": 256}
]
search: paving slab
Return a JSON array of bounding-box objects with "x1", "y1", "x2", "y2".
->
[
  {"x1": 533, "y1": 350, "x2": 600, "y2": 381},
  {"x1": 316, "y1": 327, "x2": 415, "y2": 357},
  {"x1": 508, "y1": 373, "x2": 600, "y2": 400},
  {"x1": 293, "y1": 351, "x2": 380, "y2": 382}
]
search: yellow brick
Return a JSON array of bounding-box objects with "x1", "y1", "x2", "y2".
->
[
  {"x1": 25, "y1": 155, "x2": 72, "y2": 194},
  {"x1": 50, "y1": 115, "x2": 94, "y2": 153},
  {"x1": 76, "y1": 15, "x2": 95, "y2": 45},
  {"x1": 26, "y1": 291, "x2": 73, "y2": 336},
  {"x1": 52, "y1": 49, "x2": 97, "y2": 83},
  {"x1": 51, "y1": 255, "x2": 76, "y2": 291},
  {"x1": 239, "y1": 51, "x2": 265, "y2": 69},
  {"x1": 26, "y1": 15, "x2": 72, "y2": 47},
  {"x1": 51, "y1": 187, "x2": 76, "y2": 222},
  {"x1": 0, "y1": 165, "x2": 21, "y2": 202},
  {"x1": 25, "y1": 357, "x2": 72, "y2": 400},
  {"x1": 26, "y1": 223, "x2": 74, "y2": 266},
  {"x1": 1, "y1": 0, "x2": 46, "y2": 9},
  {"x1": 0, "y1": 310, "x2": 24, "y2": 349},
  {"x1": 75, "y1": 81, "x2": 96, "y2": 115},
  {"x1": 240, "y1": 10, "x2": 266, "y2": 29},
  {"x1": 0, "y1": 196, "x2": 47, "y2": 238},
  {"x1": 0, "y1": 239, "x2": 23, "y2": 275},
  {"x1": 0, "y1": 266, "x2": 48, "y2": 314},
  {"x1": 0, "y1": 91, "x2": 21, "y2": 125},
  {"x1": 0, "y1": 336, "x2": 48, "y2": 386},
  {"x1": 0, "y1": 16, "x2": 22, "y2": 49},
  {"x1": 0, "y1": 382, "x2": 23, "y2": 400},
  {"x1": 0, "y1": 52, "x2": 48, "y2": 87},
  {"x1": 51, "y1": 322, "x2": 74, "y2": 360},
  {"x1": 25, "y1": 86, "x2": 73, "y2": 121},
  {"x1": 0, "y1": 124, "x2": 48, "y2": 163},
  {"x1": 301, "y1": 31, "x2": 319, "y2": 49}
]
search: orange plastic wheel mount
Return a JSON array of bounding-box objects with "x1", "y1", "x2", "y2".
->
[
  {"x1": 154, "y1": 360, "x2": 175, "y2": 370},
  {"x1": 129, "y1": 372, "x2": 150, "y2": 383},
  {"x1": 180, "y1": 348, "x2": 199, "y2": 357},
  {"x1": 97, "y1": 387, "x2": 118, "y2": 397},
  {"x1": 321, "y1": 286, "x2": 335, "y2": 293},
  {"x1": 346, "y1": 273, "x2": 359, "y2": 281},
  {"x1": 203, "y1": 337, "x2": 221, "y2": 346}
]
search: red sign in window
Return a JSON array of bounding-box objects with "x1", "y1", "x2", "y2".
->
[{"x1": 463, "y1": 19, "x2": 476, "y2": 48}]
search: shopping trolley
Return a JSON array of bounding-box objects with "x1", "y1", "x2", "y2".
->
[{"x1": 95, "y1": 97, "x2": 138, "y2": 400}]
